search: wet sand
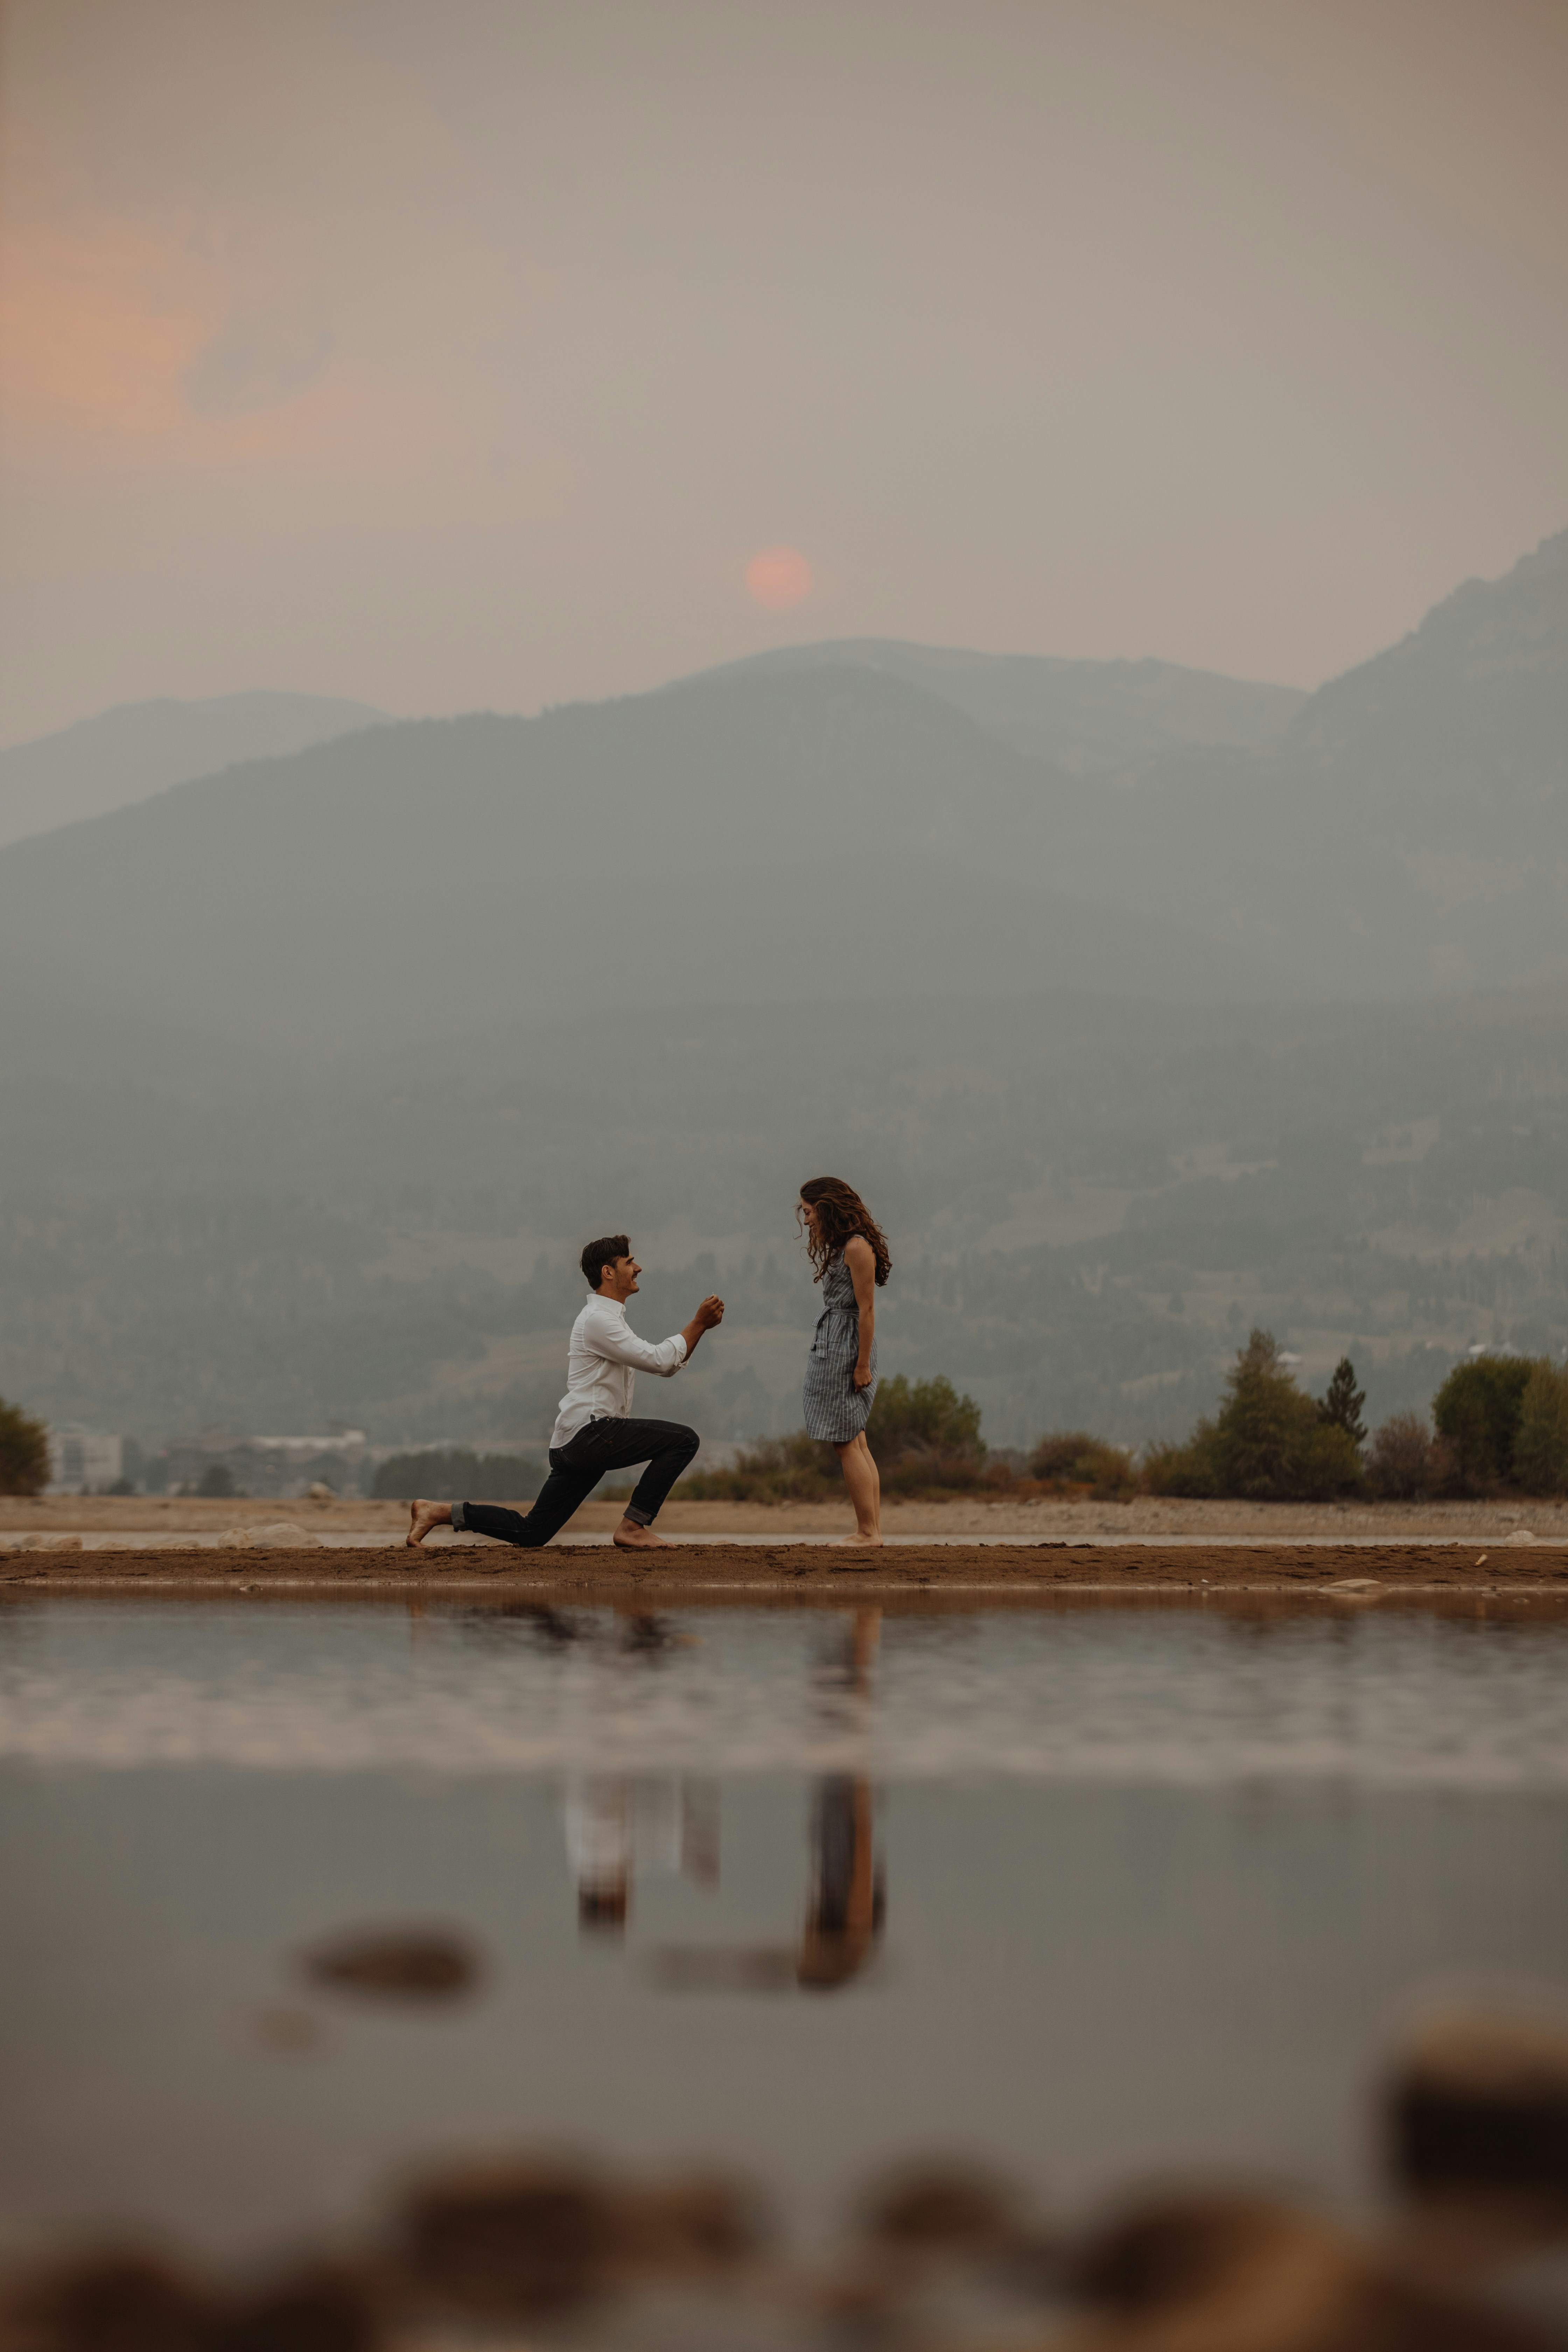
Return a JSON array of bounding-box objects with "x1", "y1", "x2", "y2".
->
[{"x1": 5, "y1": 1539, "x2": 1568, "y2": 1597}]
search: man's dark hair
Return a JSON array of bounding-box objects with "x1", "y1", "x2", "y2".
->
[{"x1": 581, "y1": 1234, "x2": 630, "y2": 1290}]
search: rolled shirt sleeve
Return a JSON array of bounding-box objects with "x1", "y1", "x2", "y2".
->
[
  {"x1": 591, "y1": 1314, "x2": 688, "y2": 1378},
  {"x1": 583, "y1": 1308, "x2": 686, "y2": 1373}
]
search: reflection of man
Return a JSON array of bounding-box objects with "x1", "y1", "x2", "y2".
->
[
  {"x1": 565, "y1": 1776, "x2": 721, "y2": 1939},
  {"x1": 407, "y1": 1237, "x2": 723, "y2": 1552}
]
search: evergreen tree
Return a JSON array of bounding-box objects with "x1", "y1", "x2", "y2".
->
[
  {"x1": 1317, "y1": 1357, "x2": 1367, "y2": 1447},
  {"x1": 1145, "y1": 1330, "x2": 1362, "y2": 1501}
]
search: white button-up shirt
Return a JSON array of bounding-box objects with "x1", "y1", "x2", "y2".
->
[{"x1": 549, "y1": 1294, "x2": 688, "y2": 1450}]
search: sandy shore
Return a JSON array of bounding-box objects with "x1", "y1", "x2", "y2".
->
[
  {"x1": 4, "y1": 1538, "x2": 1568, "y2": 1598},
  {"x1": 6, "y1": 1493, "x2": 1568, "y2": 1541},
  {"x1": 6, "y1": 1494, "x2": 1568, "y2": 1597}
]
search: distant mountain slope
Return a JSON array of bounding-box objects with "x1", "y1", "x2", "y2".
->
[
  {"x1": 1268, "y1": 527, "x2": 1568, "y2": 989},
  {"x1": 0, "y1": 666, "x2": 1289, "y2": 1060},
  {"x1": 0, "y1": 690, "x2": 387, "y2": 848},
  {"x1": 2, "y1": 525, "x2": 1562, "y2": 1071},
  {"x1": 1292, "y1": 526, "x2": 1568, "y2": 829},
  {"x1": 699, "y1": 638, "x2": 1305, "y2": 775},
  {"x1": 933, "y1": 527, "x2": 1568, "y2": 997}
]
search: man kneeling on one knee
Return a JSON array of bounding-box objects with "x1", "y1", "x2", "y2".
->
[{"x1": 407, "y1": 1237, "x2": 723, "y2": 1552}]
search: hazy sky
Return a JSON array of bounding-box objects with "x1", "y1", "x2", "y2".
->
[{"x1": 2, "y1": 0, "x2": 1564, "y2": 745}]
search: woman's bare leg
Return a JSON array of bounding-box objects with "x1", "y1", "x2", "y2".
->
[
  {"x1": 834, "y1": 1433, "x2": 882, "y2": 1547},
  {"x1": 407, "y1": 1498, "x2": 453, "y2": 1548}
]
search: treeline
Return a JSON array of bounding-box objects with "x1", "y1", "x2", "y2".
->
[
  {"x1": 1142, "y1": 1329, "x2": 1568, "y2": 1502},
  {"x1": 686, "y1": 1335, "x2": 1568, "y2": 1507}
]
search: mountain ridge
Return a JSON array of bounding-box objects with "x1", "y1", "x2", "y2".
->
[{"x1": 0, "y1": 688, "x2": 388, "y2": 850}]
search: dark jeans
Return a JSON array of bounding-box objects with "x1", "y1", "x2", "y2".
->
[{"x1": 451, "y1": 1416, "x2": 699, "y2": 1548}]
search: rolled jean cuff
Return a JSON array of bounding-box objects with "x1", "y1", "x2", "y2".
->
[
  {"x1": 450, "y1": 1500, "x2": 468, "y2": 1532},
  {"x1": 623, "y1": 1503, "x2": 653, "y2": 1527}
]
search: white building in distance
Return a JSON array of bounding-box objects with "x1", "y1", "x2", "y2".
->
[{"x1": 46, "y1": 1424, "x2": 124, "y2": 1495}]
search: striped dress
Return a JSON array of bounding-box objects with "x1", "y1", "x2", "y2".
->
[{"x1": 803, "y1": 1251, "x2": 878, "y2": 1443}]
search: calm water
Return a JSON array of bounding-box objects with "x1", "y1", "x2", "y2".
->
[{"x1": 2, "y1": 1595, "x2": 1566, "y2": 2256}]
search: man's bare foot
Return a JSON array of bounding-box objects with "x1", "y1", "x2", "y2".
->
[
  {"x1": 406, "y1": 1499, "x2": 449, "y2": 1549},
  {"x1": 613, "y1": 1519, "x2": 668, "y2": 1550}
]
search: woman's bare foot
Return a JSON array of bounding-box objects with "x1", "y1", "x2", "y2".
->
[
  {"x1": 406, "y1": 1499, "x2": 451, "y2": 1548},
  {"x1": 839, "y1": 1532, "x2": 883, "y2": 1549},
  {"x1": 612, "y1": 1519, "x2": 668, "y2": 1549}
]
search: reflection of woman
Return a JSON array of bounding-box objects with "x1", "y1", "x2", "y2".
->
[
  {"x1": 799, "y1": 1177, "x2": 891, "y2": 1550},
  {"x1": 797, "y1": 1776, "x2": 884, "y2": 1989},
  {"x1": 799, "y1": 1609, "x2": 884, "y2": 1988}
]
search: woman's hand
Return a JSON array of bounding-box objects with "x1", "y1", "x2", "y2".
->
[{"x1": 852, "y1": 1361, "x2": 874, "y2": 1390}]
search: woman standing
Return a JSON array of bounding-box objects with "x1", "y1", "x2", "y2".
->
[{"x1": 799, "y1": 1176, "x2": 891, "y2": 1549}]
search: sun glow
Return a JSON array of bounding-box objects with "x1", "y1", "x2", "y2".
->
[{"x1": 744, "y1": 545, "x2": 813, "y2": 609}]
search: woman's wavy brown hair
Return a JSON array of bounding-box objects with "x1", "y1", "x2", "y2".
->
[{"x1": 798, "y1": 1177, "x2": 892, "y2": 1287}]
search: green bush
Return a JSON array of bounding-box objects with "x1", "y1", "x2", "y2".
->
[
  {"x1": 866, "y1": 1374, "x2": 983, "y2": 1465},
  {"x1": 196, "y1": 1462, "x2": 236, "y2": 1498},
  {"x1": 1431, "y1": 1356, "x2": 1537, "y2": 1492},
  {"x1": 0, "y1": 1397, "x2": 50, "y2": 1497},
  {"x1": 1513, "y1": 1363, "x2": 1568, "y2": 1495},
  {"x1": 1144, "y1": 1330, "x2": 1362, "y2": 1502},
  {"x1": 866, "y1": 1374, "x2": 988, "y2": 1494},
  {"x1": 1029, "y1": 1431, "x2": 1138, "y2": 1497},
  {"x1": 371, "y1": 1448, "x2": 545, "y2": 1502},
  {"x1": 684, "y1": 1373, "x2": 991, "y2": 1504},
  {"x1": 1141, "y1": 1427, "x2": 1226, "y2": 1498}
]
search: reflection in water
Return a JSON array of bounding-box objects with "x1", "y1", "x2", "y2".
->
[
  {"x1": 566, "y1": 1776, "x2": 720, "y2": 1938},
  {"x1": 12, "y1": 1594, "x2": 1568, "y2": 1780},
  {"x1": 800, "y1": 1611, "x2": 884, "y2": 1991},
  {"x1": 6, "y1": 1594, "x2": 1568, "y2": 2316},
  {"x1": 563, "y1": 1607, "x2": 722, "y2": 1938},
  {"x1": 641, "y1": 1610, "x2": 887, "y2": 1993}
]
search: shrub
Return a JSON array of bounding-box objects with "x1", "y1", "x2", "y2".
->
[
  {"x1": 684, "y1": 1374, "x2": 991, "y2": 1503},
  {"x1": 1513, "y1": 1363, "x2": 1568, "y2": 1495},
  {"x1": 1141, "y1": 1430, "x2": 1224, "y2": 1498},
  {"x1": 1431, "y1": 1356, "x2": 1537, "y2": 1492},
  {"x1": 1029, "y1": 1432, "x2": 1138, "y2": 1497},
  {"x1": 0, "y1": 1398, "x2": 49, "y2": 1497},
  {"x1": 864, "y1": 1374, "x2": 989, "y2": 1495},
  {"x1": 196, "y1": 1462, "x2": 236, "y2": 1498},
  {"x1": 681, "y1": 1432, "x2": 841, "y2": 1503},
  {"x1": 1145, "y1": 1330, "x2": 1362, "y2": 1502},
  {"x1": 879, "y1": 1449, "x2": 990, "y2": 1497},
  {"x1": 1366, "y1": 1413, "x2": 1437, "y2": 1500},
  {"x1": 371, "y1": 1449, "x2": 545, "y2": 1502}
]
